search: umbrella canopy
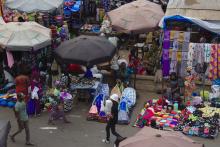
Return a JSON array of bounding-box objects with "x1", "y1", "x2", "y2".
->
[
  {"x1": 120, "y1": 127, "x2": 203, "y2": 147},
  {"x1": 5, "y1": 0, "x2": 63, "y2": 13},
  {"x1": 108, "y1": 0, "x2": 164, "y2": 34},
  {"x1": 0, "y1": 120, "x2": 11, "y2": 147},
  {"x1": 54, "y1": 35, "x2": 116, "y2": 67},
  {"x1": 0, "y1": 21, "x2": 51, "y2": 51}
]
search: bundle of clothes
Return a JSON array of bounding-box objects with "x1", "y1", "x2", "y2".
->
[
  {"x1": 0, "y1": 66, "x2": 16, "y2": 108},
  {"x1": 118, "y1": 87, "x2": 136, "y2": 124},
  {"x1": 0, "y1": 93, "x2": 16, "y2": 108},
  {"x1": 134, "y1": 97, "x2": 220, "y2": 139},
  {"x1": 44, "y1": 80, "x2": 74, "y2": 112},
  {"x1": 87, "y1": 84, "x2": 110, "y2": 122},
  {"x1": 133, "y1": 98, "x2": 180, "y2": 129},
  {"x1": 87, "y1": 83, "x2": 136, "y2": 124},
  {"x1": 174, "y1": 105, "x2": 220, "y2": 139},
  {"x1": 64, "y1": 0, "x2": 81, "y2": 15}
]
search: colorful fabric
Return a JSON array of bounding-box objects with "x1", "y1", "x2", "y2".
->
[
  {"x1": 209, "y1": 44, "x2": 218, "y2": 80},
  {"x1": 6, "y1": 51, "x2": 14, "y2": 68},
  {"x1": 204, "y1": 44, "x2": 211, "y2": 63},
  {"x1": 162, "y1": 60, "x2": 170, "y2": 77},
  {"x1": 182, "y1": 42, "x2": 189, "y2": 51},
  {"x1": 162, "y1": 49, "x2": 169, "y2": 60},
  {"x1": 173, "y1": 40, "x2": 179, "y2": 51},
  {"x1": 187, "y1": 43, "x2": 194, "y2": 68},
  {"x1": 99, "y1": 84, "x2": 109, "y2": 97},
  {"x1": 164, "y1": 30, "x2": 170, "y2": 41},
  {"x1": 121, "y1": 87, "x2": 136, "y2": 108},
  {"x1": 177, "y1": 52, "x2": 182, "y2": 62},
  {"x1": 184, "y1": 32, "x2": 191, "y2": 42},
  {"x1": 163, "y1": 41, "x2": 170, "y2": 49},
  {"x1": 178, "y1": 32, "x2": 184, "y2": 42},
  {"x1": 170, "y1": 31, "x2": 175, "y2": 40},
  {"x1": 170, "y1": 60, "x2": 177, "y2": 73},
  {"x1": 174, "y1": 31, "x2": 179, "y2": 40},
  {"x1": 180, "y1": 61, "x2": 188, "y2": 77},
  {"x1": 197, "y1": 43, "x2": 205, "y2": 64}
]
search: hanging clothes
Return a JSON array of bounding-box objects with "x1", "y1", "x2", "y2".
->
[
  {"x1": 209, "y1": 44, "x2": 218, "y2": 80},
  {"x1": 204, "y1": 44, "x2": 211, "y2": 63},
  {"x1": 197, "y1": 43, "x2": 205, "y2": 64},
  {"x1": 187, "y1": 43, "x2": 194, "y2": 68},
  {"x1": 162, "y1": 30, "x2": 170, "y2": 76}
]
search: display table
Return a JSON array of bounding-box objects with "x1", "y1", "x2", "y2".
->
[
  {"x1": 0, "y1": 120, "x2": 11, "y2": 147},
  {"x1": 79, "y1": 24, "x2": 100, "y2": 36},
  {"x1": 70, "y1": 78, "x2": 102, "y2": 102}
]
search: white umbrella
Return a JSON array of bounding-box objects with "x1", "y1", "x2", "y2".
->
[
  {"x1": 108, "y1": 0, "x2": 164, "y2": 34},
  {"x1": 5, "y1": 0, "x2": 63, "y2": 13},
  {"x1": 0, "y1": 21, "x2": 51, "y2": 51}
]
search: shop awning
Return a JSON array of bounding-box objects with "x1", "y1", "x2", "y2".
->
[
  {"x1": 159, "y1": 15, "x2": 220, "y2": 35},
  {"x1": 166, "y1": 0, "x2": 220, "y2": 21}
]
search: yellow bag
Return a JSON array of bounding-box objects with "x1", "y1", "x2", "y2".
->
[{"x1": 110, "y1": 85, "x2": 121, "y2": 98}]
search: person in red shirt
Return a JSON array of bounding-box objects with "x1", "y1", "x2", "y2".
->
[{"x1": 15, "y1": 68, "x2": 30, "y2": 103}]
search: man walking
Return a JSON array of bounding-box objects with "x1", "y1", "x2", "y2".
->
[
  {"x1": 102, "y1": 94, "x2": 123, "y2": 144},
  {"x1": 10, "y1": 93, "x2": 34, "y2": 146}
]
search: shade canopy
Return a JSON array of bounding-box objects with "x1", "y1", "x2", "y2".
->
[
  {"x1": 159, "y1": 15, "x2": 220, "y2": 35},
  {"x1": 5, "y1": 0, "x2": 63, "y2": 13},
  {"x1": 54, "y1": 35, "x2": 116, "y2": 67},
  {"x1": 120, "y1": 127, "x2": 203, "y2": 147},
  {"x1": 0, "y1": 21, "x2": 51, "y2": 51},
  {"x1": 166, "y1": 0, "x2": 220, "y2": 21},
  {"x1": 108, "y1": 0, "x2": 164, "y2": 34}
]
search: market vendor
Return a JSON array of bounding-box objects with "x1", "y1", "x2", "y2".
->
[
  {"x1": 48, "y1": 95, "x2": 71, "y2": 125},
  {"x1": 117, "y1": 62, "x2": 131, "y2": 85},
  {"x1": 167, "y1": 72, "x2": 184, "y2": 103}
]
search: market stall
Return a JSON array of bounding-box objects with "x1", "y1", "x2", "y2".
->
[
  {"x1": 105, "y1": 0, "x2": 164, "y2": 87},
  {"x1": 131, "y1": 14, "x2": 220, "y2": 139},
  {"x1": 133, "y1": 98, "x2": 220, "y2": 139},
  {"x1": 160, "y1": 15, "x2": 220, "y2": 102},
  {"x1": 54, "y1": 35, "x2": 116, "y2": 102},
  {"x1": 87, "y1": 84, "x2": 137, "y2": 124},
  {"x1": 0, "y1": 21, "x2": 52, "y2": 110}
]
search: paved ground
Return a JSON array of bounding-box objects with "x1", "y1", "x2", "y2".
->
[{"x1": 1, "y1": 89, "x2": 220, "y2": 147}]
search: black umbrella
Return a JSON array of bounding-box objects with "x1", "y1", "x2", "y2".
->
[{"x1": 54, "y1": 35, "x2": 116, "y2": 67}]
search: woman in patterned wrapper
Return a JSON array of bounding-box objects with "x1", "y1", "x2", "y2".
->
[{"x1": 48, "y1": 95, "x2": 71, "y2": 125}]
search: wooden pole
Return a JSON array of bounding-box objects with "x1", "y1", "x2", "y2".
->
[{"x1": 0, "y1": 0, "x2": 3, "y2": 17}]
